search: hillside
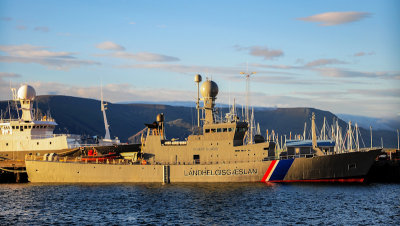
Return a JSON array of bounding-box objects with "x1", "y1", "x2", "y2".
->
[{"x1": 0, "y1": 95, "x2": 397, "y2": 147}]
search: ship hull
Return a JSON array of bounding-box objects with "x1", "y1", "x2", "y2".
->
[
  {"x1": 25, "y1": 149, "x2": 381, "y2": 183},
  {"x1": 262, "y1": 150, "x2": 381, "y2": 183}
]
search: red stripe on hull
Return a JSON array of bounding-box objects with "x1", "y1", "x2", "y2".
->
[
  {"x1": 268, "y1": 178, "x2": 365, "y2": 183},
  {"x1": 261, "y1": 160, "x2": 277, "y2": 182}
]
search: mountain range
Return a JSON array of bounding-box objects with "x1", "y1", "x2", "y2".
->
[{"x1": 1, "y1": 95, "x2": 398, "y2": 148}]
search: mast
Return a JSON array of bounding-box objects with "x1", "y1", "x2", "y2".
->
[
  {"x1": 101, "y1": 85, "x2": 111, "y2": 140},
  {"x1": 311, "y1": 112, "x2": 324, "y2": 156},
  {"x1": 355, "y1": 123, "x2": 359, "y2": 152},
  {"x1": 240, "y1": 71, "x2": 256, "y2": 144},
  {"x1": 303, "y1": 122, "x2": 307, "y2": 140},
  {"x1": 194, "y1": 74, "x2": 202, "y2": 127},
  {"x1": 10, "y1": 84, "x2": 20, "y2": 120},
  {"x1": 370, "y1": 126, "x2": 373, "y2": 148},
  {"x1": 348, "y1": 121, "x2": 353, "y2": 151},
  {"x1": 335, "y1": 120, "x2": 339, "y2": 153}
]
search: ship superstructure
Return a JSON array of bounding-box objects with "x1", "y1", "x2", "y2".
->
[
  {"x1": 0, "y1": 85, "x2": 80, "y2": 160},
  {"x1": 142, "y1": 76, "x2": 275, "y2": 166}
]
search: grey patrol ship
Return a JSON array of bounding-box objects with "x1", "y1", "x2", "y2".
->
[{"x1": 25, "y1": 75, "x2": 381, "y2": 183}]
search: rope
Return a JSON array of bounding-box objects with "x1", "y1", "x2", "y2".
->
[{"x1": 0, "y1": 167, "x2": 26, "y2": 173}]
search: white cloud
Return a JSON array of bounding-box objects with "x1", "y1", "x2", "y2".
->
[
  {"x1": 349, "y1": 88, "x2": 400, "y2": 98},
  {"x1": 297, "y1": 11, "x2": 372, "y2": 26},
  {"x1": 235, "y1": 45, "x2": 284, "y2": 60},
  {"x1": 316, "y1": 67, "x2": 400, "y2": 80},
  {"x1": 0, "y1": 44, "x2": 100, "y2": 70},
  {"x1": 98, "y1": 51, "x2": 180, "y2": 62},
  {"x1": 0, "y1": 72, "x2": 21, "y2": 99},
  {"x1": 7, "y1": 81, "x2": 197, "y2": 104},
  {"x1": 0, "y1": 72, "x2": 21, "y2": 79},
  {"x1": 1, "y1": 78, "x2": 397, "y2": 118},
  {"x1": 119, "y1": 63, "x2": 296, "y2": 78},
  {"x1": 16, "y1": 25, "x2": 27, "y2": 30},
  {"x1": 57, "y1": 32, "x2": 71, "y2": 37},
  {"x1": 34, "y1": 26, "x2": 50, "y2": 32},
  {"x1": 0, "y1": 44, "x2": 74, "y2": 58},
  {"x1": 95, "y1": 41, "x2": 179, "y2": 62},
  {"x1": 1, "y1": 17, "x2": 12, "y2": 21},
  {"x1": 354, "y1": 51, "x2": 375, "y2": 57},
  {"x1": 305, "y1": 59, "x2": 347, "y2": 67},
  {"x1": 96, "y1": 41, "x2": 125, "y2": 51}
]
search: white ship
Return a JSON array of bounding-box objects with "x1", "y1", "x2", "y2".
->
[{"x1": 0, "y1": 85, "x2": 80, "y2": 161}]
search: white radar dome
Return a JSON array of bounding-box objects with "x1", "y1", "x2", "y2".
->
[
  {"x1": 17, "y1": 84, "x2": 36, "y2": 100},
  {"x1": 200, "y1": 80, "x2": 218, "y2": 98}
]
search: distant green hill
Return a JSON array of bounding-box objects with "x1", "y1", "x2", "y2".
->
[{"x1": 0, "y1": 95, "x2": 397, "y2": 148}]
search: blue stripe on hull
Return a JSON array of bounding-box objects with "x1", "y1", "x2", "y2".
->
[{"x1": 269, "y1": 159, "x2": 294, "y2": 181}]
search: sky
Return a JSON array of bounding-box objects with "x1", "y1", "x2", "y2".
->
[{"x1": 0, "y1": 0, "x2": 399, "y2": 119}]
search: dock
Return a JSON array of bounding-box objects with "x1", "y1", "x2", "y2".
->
[{"x1": 0, "y1": 160, "x2": 28, "y2": 183}]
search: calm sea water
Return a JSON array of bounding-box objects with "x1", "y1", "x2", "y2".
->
[{"x1": 0, "y1": 183, "x2": 399, "y2": 225}]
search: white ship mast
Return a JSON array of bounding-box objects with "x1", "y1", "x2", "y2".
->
[
  {"x1": 240, "y1": 70, "x2": 256, "y2": 144},
  {"x1": 101, "y1": 85, "x2": 111, "y2": 141}
]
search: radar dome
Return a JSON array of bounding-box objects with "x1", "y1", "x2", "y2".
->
[
  {"x1": 17, "y1": 84, "x2": 36, "y2": 100},
  {"x1": 200, "y1": 80, "x2": 218, "y2": 98}
]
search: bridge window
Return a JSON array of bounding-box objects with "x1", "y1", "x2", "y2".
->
[
  {"x1": 12, "y1": 126, "x2": 15, "y2": 129},
  {"x1": 223, "y1": 128, "x2": 227, "y2": 132},
  {"x1": 205, "y1": 129, "x2": 210, "y2": 133},
  {"x1": 211, "y1": 129, "x2": 216, "y2": 133},
  {"x1": 228, "y1": 128, "x2": 233, "y2": 132},
  {"x1": 217, "y1": 128, "x2": 222, "y2": 132}
]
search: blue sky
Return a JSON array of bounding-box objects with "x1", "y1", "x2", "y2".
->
[{"x1": 0, "y1": 0, "x2": 399, "y2": 119}]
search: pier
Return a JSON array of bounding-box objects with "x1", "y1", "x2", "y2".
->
[{"x1": 0, "y1": 160, "x2": 28, "y2": 183}]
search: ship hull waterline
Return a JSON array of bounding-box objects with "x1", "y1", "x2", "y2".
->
[{"x1": 25, "y1": 150, "x2": 381, "y2": 183}]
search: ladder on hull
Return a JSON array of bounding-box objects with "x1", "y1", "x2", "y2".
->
[{"x1": 163, "y1": 165, "x2": 170, "y2": 184}]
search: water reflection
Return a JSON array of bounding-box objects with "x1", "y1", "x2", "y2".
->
[{"x1": 0, "y1": 183, "x2": 398, "y2": 225}]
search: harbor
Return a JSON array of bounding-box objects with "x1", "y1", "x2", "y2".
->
[{"x1": 2, "y1": 77, "x2": 399, "y2": 183}]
